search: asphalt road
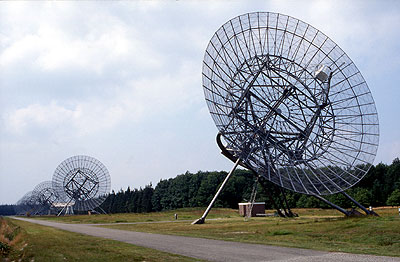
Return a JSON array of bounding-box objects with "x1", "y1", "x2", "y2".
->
[{"x1": 11, "y1": 217, "x2": 400, "y2": 262}]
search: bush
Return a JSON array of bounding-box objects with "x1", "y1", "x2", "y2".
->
[
  {"x1": 386, "y1": 189, "x2": 400, "y2": 206},
  {"x1": 351, "y1": 188, "x2": 372, "y2": 207},
  {"x1": 0, "y1": 241, "x2": 10, "y2": 256}
]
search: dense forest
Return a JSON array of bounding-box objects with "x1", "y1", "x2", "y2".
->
[
  {"x1": 1, "y1": 158, "x2": 399, "y2": 215},
  {"x1": 99, "y1": 158, "x2": 400, "y2": 214}
]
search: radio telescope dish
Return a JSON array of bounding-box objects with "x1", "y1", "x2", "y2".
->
[
  {"x1": 31, "y1": 181, "x2": 61, "y2": 215},
  {"x1": 52, "y1": 155, "x2": 111, "y2": 214},
  {"x1": 15, "y1": 191, "x2": 34, "y2": 215},
  {"x1": 202, "y1": 12, "x2": 379, "y2": 196},
  {"x1": 194, "y1": 12, "x2": 379, "y2": 223}
]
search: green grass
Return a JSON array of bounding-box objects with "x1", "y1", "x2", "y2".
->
[
  {"x1": 5, "y1": 218, "x2": 203, "y2": 262},
  {"x1": 95, "y1": 207, "x2": 400, "y2": 257},
  {"x1": 29, "y1": 207, "x2": 400, "y2": 257},
  {"x1": 32, "y1": 207, "x2": 239, "y2": 224}
]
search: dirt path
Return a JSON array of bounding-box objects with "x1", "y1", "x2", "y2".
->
[{"x1": 11, "y1": 217, "x2": 400, "y2": 262}]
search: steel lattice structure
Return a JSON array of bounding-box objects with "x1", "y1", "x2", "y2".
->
[
  {"x1": 202, "y1": 12, "x2": 379, "y2": 196},
  {"x1": 52, "y1": 155, "x2": 111, "y2": 212},
  {"x1": 29, "y1": 181, "x2": 61, "y2": 215}
]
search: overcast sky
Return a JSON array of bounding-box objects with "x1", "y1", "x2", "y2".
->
[{"x1": 1, "y1": 0, "x2": 399, "y2": 204}]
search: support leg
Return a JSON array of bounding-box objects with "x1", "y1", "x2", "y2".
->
[
  {"x1": 275, "y1": 187, "x2": 289, "y2": 216},
  {"x1": 245, "y1": 177, "x2": 259, "y2": 220},
  {"x1": 280, "y1": 188, "x2": 295, "y2": 217},
  {"x1": 313, "y1": 194, "x2": 350, "y2": 216},
  {"x1": 192, "y1": 158, "x2": 240, "y2": 224},
  {"x1": 97, "y1": 206, "x2": 108, "y2": 215},
  {"x1": 258, "y1": 178, "x2": 285, "y2": 217},
  {"x1": 58, "y1": 199, "x2": 73, "y2": 216},
  {"x1": 340, "y1": 191, "x2": 378, "y2": 216}
]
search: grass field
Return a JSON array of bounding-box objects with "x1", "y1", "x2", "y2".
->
[
  {"x1": 1, "y1": 217, "x2": 202, "y2": 262},
  {"x1": 96, "y1": 207, "x2": 400, "y2": 257},
  {"x1": 31, "y1": 207, "x2": 239, "y2": 224},
  {"x1": 12, "y1": 207, "x2": 400, "y2": 258}
]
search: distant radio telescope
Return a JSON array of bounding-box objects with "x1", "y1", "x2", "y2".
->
[{"x1": 52, "y1": 155, "x2": 111, "y2": 215}]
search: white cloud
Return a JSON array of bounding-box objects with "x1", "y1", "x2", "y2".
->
[
  {"x1": 6, "y1": 102, "x2": 76, "y2": 133},
  {"x1": 1, "y1": 2, "x2": 205, "y2": 141},
  {"x1": 4, "y1": 57, "x2": 201, "y2": 139},
  {"x1": 5, "y1": 101, "x2": 124, "y2": 137},
  {"x1": 1, "y1": 3, "x2": 170, "y2": 76}
]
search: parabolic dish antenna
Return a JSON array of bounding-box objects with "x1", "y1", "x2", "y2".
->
[
  {"x1": 52, "y1": 155, "x2": 111, "y2": 214},
  {"x1": 195, "y1": 12, "x2": 379, "y2": 223},
  {"x1": 15, "y1": 191, "x2": 34, "y2": 215},
  {"x1": 202, "y1": 12, "x2": 379, "y2": 195},
  {"x1": 31, "y1": 180, "x2": 61, "y2": 215}
]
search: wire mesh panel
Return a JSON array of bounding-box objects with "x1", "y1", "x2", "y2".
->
[
  {"x1": 203, "y1": 12, "x2": 379, "y2": 195},
  {"x1": 31, "y1": 181, "x2": 61, "y2": 214},
  {"x1": 15, "y1": 191, "x2": 34, "y2": 215},
  {"x1": 52, "y1": 155, "x2": 111, "y2": 211}
]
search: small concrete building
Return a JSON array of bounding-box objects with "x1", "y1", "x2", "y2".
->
[{"x1": 238, "y1": 202, "x2": 265, "y2": 217}]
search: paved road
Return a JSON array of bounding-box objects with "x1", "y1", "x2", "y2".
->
[{"x1": 11, "y1": 217, "x2": 400, "y2": 262}]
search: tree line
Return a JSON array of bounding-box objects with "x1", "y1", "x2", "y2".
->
[
  {"x1": 1, "y1": 158, "x2": 399, "y2": 215},
  {"x1": 99, "y1": 158, "x2": 400, "y2": 214}
]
